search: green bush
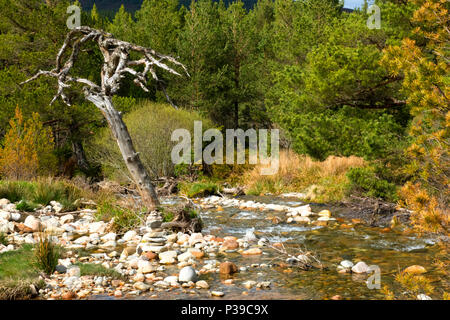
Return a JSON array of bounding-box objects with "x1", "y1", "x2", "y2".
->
[
  {"x1": 347, "y1": 167, "x2": 398, "y2": 201},
  {"x1": 87, "y1": 101, "x2": 214, "y2": 181},
  {"x1": 95, "y1": 201, "x2": 145, "y2": 233}
]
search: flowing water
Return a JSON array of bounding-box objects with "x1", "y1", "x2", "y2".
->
[{"x1": 93, "y1": 195, "x2": 447, "y2": 300}]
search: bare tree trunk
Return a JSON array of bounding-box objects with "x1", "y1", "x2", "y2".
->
[{"x1": 86, "y1": 94, "x2": 159, "y2": 209}]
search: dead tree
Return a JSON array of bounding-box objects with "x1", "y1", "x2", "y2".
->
[{"x1": 21, "y1": 26, "x2": 189, "y2": 210}]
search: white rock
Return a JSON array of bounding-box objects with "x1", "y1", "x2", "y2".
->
[
  {"x1": 164, "y1": 276, "x2": 179, "y2": 284},
  {"x1": 352, "y1": 261, "x2": 369, "y2": 274},
  {"x1": 0, "y1": 211, "x2": 11, "y2": 221},
  {"x1": 101, "y1": 232, "x2": 117, "y2": 242},
  {"x1": 122, "y1": 230, "x2": 137, "y2": 242},
  {"x1": 67, "y1": 266, "x2": 81, "y2": 277},
  {"x1": 177, "y1": 251, "x2": 194, "y2": 262},
  {"x1": 60, "y1": 214, "x2": 74, "y2": 225},
  {"x1": 10, "y1": 212, "x2": 21, "y2": 222},
  {"x1": 138, "y1": 260, "x2": 155, "y2": 274},
  {"x1": 417, "y1": 294, "x2": 432, "y2": 300},
  {"x1": 211, "y1": 291, "x2": 224, "y2": 297},
  {"x1": 340, "y1": 260, "x2": 354, "y2": 268},
  {"x1": 74, "y1": 236, "x2": 90, "y2": 245},
  {"x1": 0, "y1": 198, "x2": 11, "y2": 207},
  {"x1": 133, "y1": 282, "x2": 150, "y2": 291},
  {"x1": 89, "y1": 221, "x2": 107, "y2": 234},
  {"x1": 178, "y1": 266, "x2": 198, "y2": 282},
  {"x1": 24, "y1": 215, "x2": 41, "y2": 232}
]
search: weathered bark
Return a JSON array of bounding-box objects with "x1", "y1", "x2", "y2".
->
[
  {"x1": 21, "y1": 26, "x2": 188, "y2": 210},
  {"x1": 86, "y1": 94, "x2": 159, "y2": 208}
]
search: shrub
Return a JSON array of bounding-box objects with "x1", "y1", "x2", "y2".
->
[
  {"x1": 33, "y1": 234, "x2": 61, "y2": 275},
  {"x1": 0, "y1": 107, "x2": 57, "y2": 180},
  {"x1": 241, "y1": 150, "x2": 365, "y2": 202},
  {"x1": 95, "y1": 201, "x2": 145, "y2": 233},
  {"x1": 87, "y1": 101, "x2": 214, "y2": 182},
  {"x1": 347, "y1": 167, "x2": 399, "y2": 201}
]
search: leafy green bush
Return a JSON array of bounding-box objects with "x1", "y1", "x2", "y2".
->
[
  {"x1": 87, "y1": 101, "x2": 214, "y2": 181},
  {"x1": 347, "y1": 167, "x2": 398, "y2": 201}
]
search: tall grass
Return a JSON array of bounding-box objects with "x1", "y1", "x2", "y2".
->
[
  {"x1": 241, "y1": 150, "x2": 365, "y2": 202},
  {"x1": 33, "y1": 234, "x2": 61, "y2": 275},
  {"x1": 0, "y1": 178, "x2": 100, "y2": 212}
]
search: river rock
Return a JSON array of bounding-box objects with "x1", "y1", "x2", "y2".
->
[
  {"x1": 211, "y1": 291, "x2": 224, "y2": 297},
  {"x1": 179, "y1": 266, "x2": 198, "y2": 282},
  {"x1": 159, "y1": 250, "x2": 177, "y2": 264},
  {"x1": 242, "y1": 248, "x2": 262, "y2": 255},
  {"x1": 404, "y1": 265, "x2": 427, "y2": 275},
  {"x1": 243, "y1": 280, "x2": 257, "y2": 289},
  {"x1": 196, "y1": 280, "x2": 209, "y2": 289},
  {"x1": 133, "y1": 282, "x2": 150, "y2": 292},
  {"x1": 221, "y1": 239, "x2": 239, "y2": 250},
  {"x1": 340, "y1": 260, "x2": 354, "y2": 268},
  {"x1": 122, "y1": 230, "x2": 137, "y2": 242},
  {"x1": 164, "y1": 276, "x2": 179, "y2": 285},
  {"x1": 0, "y1": 198, "x2": 10, "y2": 208},
  {"x1": 60, "y1": 214, "x2": 74, "y2": 225},
  {"x1": 351, "y1": 261, "x2": 369, "y2": 273},
  {"x1": 89, "y1": 221, "x2": 107, "y2": 234},
  {"x1": 138, "y1": 260, "x2": 156, "y2": 274},
  {"x1": 219, "y1": 261, "x2": 238, "y2": 274},
  {"x1": 10, "y1": 212, "x2": 21, "y2": 222},
  {"x1": 178, "y1": 251, "x2": 193, "y2": 262},
  {"x1": 67, "y1": 266, "x2": 81, "y2": 277},
  {"x1": 55, "y1": 265, "x2": 67, "y2": 274},
  {"x1": 0, "y1": 211, "x2": 11, "y2": 221},
  {"x1": 24, "y1": 215, "x2": 41, "y2": 232}
]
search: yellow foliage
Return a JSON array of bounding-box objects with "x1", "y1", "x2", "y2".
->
[
  {"x1": 400, "y1": 182, "x2": 449, "y2": 234},
  {"x1": 0, "y1": 107, "x2": 57, "y2": 180},
  {"x1": 382, "y1": 0, "x2": 449, "y2": 226}
]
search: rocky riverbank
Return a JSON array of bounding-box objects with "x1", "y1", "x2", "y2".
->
[{"x1": 0, "y1": 195, "x2": 439, "y2": 300}]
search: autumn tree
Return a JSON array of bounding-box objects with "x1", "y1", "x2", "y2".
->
[
  {"x1": 382, "y1": 0, "x2": 449, "y2": 232},
  {"x1": 0, "y1": 107, "x2": 56, "y2": 180}
]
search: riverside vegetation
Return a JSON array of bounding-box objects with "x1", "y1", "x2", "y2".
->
[{"x1": 0, "y1": 0, "x2": 448, "y2": 300}]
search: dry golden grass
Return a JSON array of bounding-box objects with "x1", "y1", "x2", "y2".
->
[{"x1": 240, "y1": 150, "x2": 365, "y2": 202}]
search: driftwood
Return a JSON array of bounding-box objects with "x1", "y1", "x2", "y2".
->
[
  {"x1": 161, "y1": 200, "x2": 202, "y2": 234},
  {"x1": 21, "y1": 26, "x2": 188, "y2": 210}
]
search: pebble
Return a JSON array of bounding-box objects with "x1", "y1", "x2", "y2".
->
[{"x1": 211, "y1": 291, "x2": 224, "y2": 297}]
